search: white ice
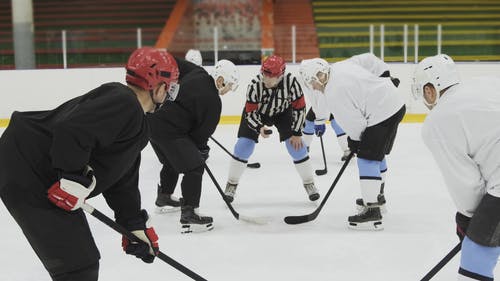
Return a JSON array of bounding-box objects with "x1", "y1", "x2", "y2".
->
[{"x1": 1, "y1": 123, "x2": 498, "y2": 281}]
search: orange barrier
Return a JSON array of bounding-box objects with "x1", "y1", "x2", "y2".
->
[
  {"x1": 261, "y1": 0, "x2": 274, "y2": 59},
  {"x1": 155, "y1": 0, "x2": 188, "y2": 49}
]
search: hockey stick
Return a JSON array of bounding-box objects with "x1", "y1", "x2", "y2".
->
[
  {"x1": 315, "y1": 135, "x2": 327, "y2": 176},
  {"x1": 209, "y1": 136, "x2": 260, "y2": 168},
  {"x1": 81, "y1": 203, "x2": 207, "y2": 281},
  {"x1": 284, "y1": 151, "x2": 354, "y2": 225},
  {"x1": 420, "y1": 242, "x2": 461, "y2": 281},
  {"x1": 203, "y1": 163, "x2": 267, "y2": 225}
]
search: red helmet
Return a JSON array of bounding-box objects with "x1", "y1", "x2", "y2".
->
[
  {"x1": 125, "y1": 47, "x2": 179, "y2": 91},
  {"x1": 261, "y1": 55, "x2": 285, "y2": 77}
]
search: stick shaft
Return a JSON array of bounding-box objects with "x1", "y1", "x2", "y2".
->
[{"x1": 420, "y1": 243, "x2": 461, "y2": 281}]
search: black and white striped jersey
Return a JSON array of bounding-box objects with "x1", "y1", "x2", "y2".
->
[{"x1": 244, "y1": 72, "x2": 306, "y2": 135}]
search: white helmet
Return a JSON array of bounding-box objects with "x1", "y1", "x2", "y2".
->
[
  {"x1": 213, "y1": 59, "x2": 240, "y2": 93},
  {"x1": 185, "y1": 49, "x2": 203, "y2": 66},
  {"x1": 299, "y1": 58, "x2": 330, "y2": 90},
  {"x1": 412, "y1": 54, "x2": 460, "y2": 107}
]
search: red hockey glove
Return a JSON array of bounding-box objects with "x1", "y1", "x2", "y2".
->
[
  {"x1": 48, "y1": 166, "x2": 96, "y2": 211},
  {"x1": 122, "y1": 210, "x2": 159, "y2": 263}
]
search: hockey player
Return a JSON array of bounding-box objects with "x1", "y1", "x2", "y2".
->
[
  {"x1": 224, "y1": 55, "x2": 318, "y2": 203},
  {"x1": 300, "y1": 53, "x2": 405, "y2": 230},
  {"x1": 185, "y1": 49, "x2": 203, "y2": 66},
  {"x1": 149, "y1": 58, "x2": 239, "y2": 233},
  {"x1": 0, "y1": 47, "x2": 177, "y2": 281},
  {"x1": 301, "y1": 58, "x2": 401, "y2": 163},
  {"x1": 414, "y1": 54, "x2": 500, "y2": 281}
]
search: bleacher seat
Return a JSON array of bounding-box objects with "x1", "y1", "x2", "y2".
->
[{"x1": 312, "y1": 0, "x2": 500, "y2": 62}]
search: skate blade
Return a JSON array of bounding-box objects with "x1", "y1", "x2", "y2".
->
[
  {"x1": 356, "y1": 205, "x2": 387, "y2": 214},
  {"x1": 181, "y1": 223, "x2": 214, "y2": 234},
  {"x1": 348, "y1": 220, "x2": 384, "y2": 231},
  {"x1": 155, "y1": 205, "x2": 181, "y2": 214}
]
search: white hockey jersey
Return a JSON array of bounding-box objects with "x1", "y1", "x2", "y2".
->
[
  {"x1": 303, "y1": 87, "x2": 331, "y2": 125},
  {"x1": 422, "y1": 76, "x2": 500, "y2": 217},
  {"x1": 322, "y1": 53, "x2": 405, "y2": 140}
]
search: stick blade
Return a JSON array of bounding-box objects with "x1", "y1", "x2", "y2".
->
[
  {"x1": 284, "y1": 214, "x2": 314, "y2": 225},
  {"x1": 315, "y1": 169, "x2": 327, "y2": 176}
]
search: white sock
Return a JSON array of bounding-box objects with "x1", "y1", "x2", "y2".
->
[
  {"x1": 294, "y1": 158, "x2": 314, "y2": 184},
  {"x1": 360, "y1": 178, "x2": 382, "y2": 204},
  {"x1": 380, "y1": 170, "x2": 386, "y2": 192},
  {"x1": 227, "y1": 158, "x2": 247, "y2": 184}
]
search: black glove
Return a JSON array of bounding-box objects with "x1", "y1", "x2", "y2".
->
[
  {"x1": 379, "y1": 71, "x2": 400, "y2": 87},
  {"x1": 121, "y1": 210, "x2": 159, "y2": 263},
  {"x1": 347, "y1": 137, "x2": 360, "y2": 154},
  {"x1": 199, "y1": 146, "x2": 210, "y2": 161},
  {"x1": 455, "y1": 212, "x2": 471, "y2": 242},
  {"x1": 390, "y1": 77, "x2": 400, "y2": 88}
]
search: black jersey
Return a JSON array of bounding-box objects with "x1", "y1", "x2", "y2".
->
[
  {"x1": 0, "y1": 82, "x2": 149, "y2": 223},
  {"x1": 148, "y1": 58, "x2": 222, "y2": 150}
]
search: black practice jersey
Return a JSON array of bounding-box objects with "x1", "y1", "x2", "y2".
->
[
  {"x1": 148, "y1": 58, "x2": 222, "y2": 149},
  {"x1": 3, "y1": 82, "x2": 149, "y2": 222}
]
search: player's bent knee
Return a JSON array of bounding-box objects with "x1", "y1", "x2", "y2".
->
[
  {"x1": 460, "y1": 236, "x2": 499, "y2": 279},
  {"x1": 285, "y1": 139, "x2": 308, "y2": 161},
  {"x1": 51, "y1": 262, "x2": 99, "y2": 281},
  {"x1": 234, "y1": 137, "x2": 256, "y2": 160}
]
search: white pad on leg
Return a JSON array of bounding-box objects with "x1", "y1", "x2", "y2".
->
[
  {"x1": 294, "y1": 158, "x2": 314, "y2": 184},
  {"x1": 227, "y1": 158, "x2": 247, "y2": 184},
  {"x1": 360, "y1": 178, "x2": 382, "y2": 204}
]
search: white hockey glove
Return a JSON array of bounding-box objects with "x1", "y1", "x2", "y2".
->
[{"x1": 47, "y1": 166, "x2": 96, "y2": 211}]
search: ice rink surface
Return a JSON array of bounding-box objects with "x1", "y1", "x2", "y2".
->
[{"x1": 1, "y1": 123, "x2": 499, "y2": 281}]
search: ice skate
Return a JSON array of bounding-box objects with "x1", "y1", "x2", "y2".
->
[
  {"x1": 155, "y1": 185, "x2": 181, "y2": 213},
  {"x1": 180, "y1": 205, "x2": 214, "y2": 234},
  {"x1": 224, "y1": 182, "x2": 238, "y2": 203},
  {"x1": 304, "y1": 183, "x2": 320, "y2": 201},
  {"x1": 348, "y1": 204, "x2": 383, "y2": 231}
]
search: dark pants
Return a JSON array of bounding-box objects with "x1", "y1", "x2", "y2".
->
[
  {"x1": 0, "y1": 126, "x2": 100, "y2": 281},
  {"x1": 358, "y1": 105, "x2": 406, "y2": 161},
  {"x1": 237, "y1": 108, "x2": 294, "y2": 142},
  {"x1": 150, "y1": 137, "x2": 204, "y2": 207}
]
